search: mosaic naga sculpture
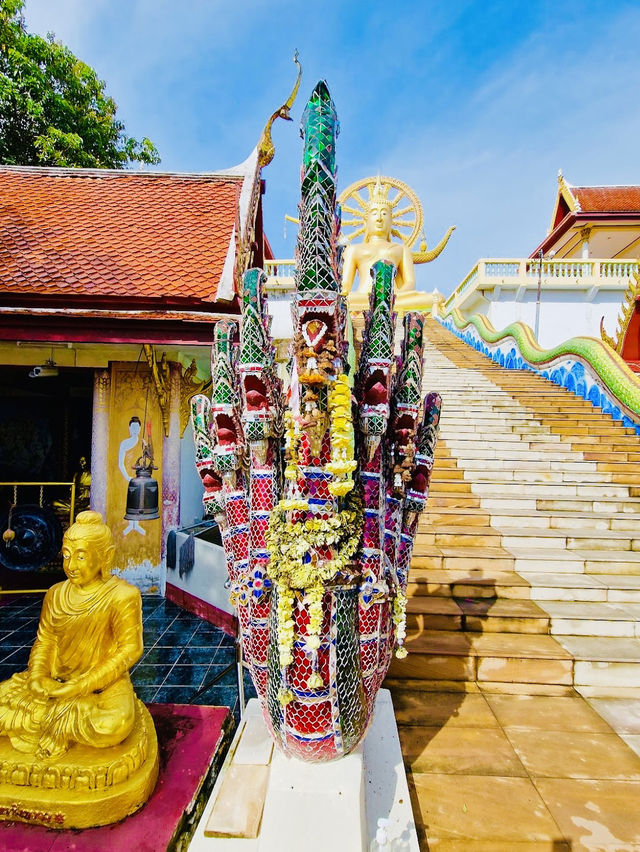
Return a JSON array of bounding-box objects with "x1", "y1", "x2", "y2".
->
[{"x1": 191, "y1": 81, "x2": 441, "y2": 762}]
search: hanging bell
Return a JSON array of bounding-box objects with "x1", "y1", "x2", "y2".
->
[{"x1": 124, "y1": 452, "x2": 160, "y2": 521}]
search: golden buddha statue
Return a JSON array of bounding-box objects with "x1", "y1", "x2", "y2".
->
[
  {"x1": 339, "y1": 175, "x2": 454, "y2": 313},
  {"x1": 53, "y1": 455, "x2": 92, "y2": 520},
  {"x1": 0, "y1": 511, "x2": 158, "y2": 829}
]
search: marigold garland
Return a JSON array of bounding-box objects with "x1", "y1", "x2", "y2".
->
[{"x1": 266, "y1": 492, "x2": 363, "y2": 673}]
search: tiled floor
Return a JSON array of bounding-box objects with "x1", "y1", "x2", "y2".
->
[
  {"x1": 0, "y1": 593, "x2": 256, "y2": 724},
  {"x1": 394, "y1": 686, "x2": 640, "y2": 850}
]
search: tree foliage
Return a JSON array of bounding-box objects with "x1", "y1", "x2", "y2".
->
[{"x1": 0, "y1": 0, "x2": 159, "y2": 168}]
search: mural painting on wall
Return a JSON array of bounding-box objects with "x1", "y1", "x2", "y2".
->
[{"x1": 106, "y1": 364, "x2": 162, "y2": 592}]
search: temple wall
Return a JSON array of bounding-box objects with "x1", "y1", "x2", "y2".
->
[
  {"x1": 179, "y1": 421, "x2": 205, "y2": 528},
  {"x1": 105, "y1": 363, "x2": 163, "y2": 593},
  {"x1": 484, "y1": 290, "x2": 624, "y2": 349}
]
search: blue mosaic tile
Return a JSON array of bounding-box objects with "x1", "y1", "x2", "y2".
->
[
  {"x1": 131, "y1": 664, "x2": 173, "y2": 686},
  {"x1": 177, "y1": 646, "x2": 219, "y2": 665},
  {"x1": 153, "y1": 685, "x2": 198, "y2": 704},
  {"x1": 0, "y1": 593, "x2": 243, "y2": 716},
  {"x1": 1, "y1": 647, "x2": 30, "y2": 667},
  {"x1": 189, "y1": 629, "x2": 225, "y2": 648},
  {"x1": 202, "y1": 663, "x2": 237, "y2": 688},
  {"x1": 141, "y1": 646, "x2": 182, "y2": 665},
  {"x1": 163, "y1": 665, "x2": 207, "y2": 687}
]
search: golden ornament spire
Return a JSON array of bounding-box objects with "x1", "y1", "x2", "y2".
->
[
  {"x1": 368, "y1": 174, "x2": 392, "y2": 211},
  {"x1": 257, "y1": 51, "x2": 302, "y2": 167}
]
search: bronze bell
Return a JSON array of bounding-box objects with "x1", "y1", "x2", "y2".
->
[{"x1": 125, "y1": 453, "x2": 160, "y2": 521}]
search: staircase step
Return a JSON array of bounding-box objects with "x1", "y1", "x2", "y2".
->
[
  {"x1": 539, "y1": 601, "x2": 640, "y2": 637},
  {"x1": 470, "y1": 482, "x2": 634, "y2": 498},
  {"x1": 389, "y1": 631, "x2": 573, "y2": 686},
  {"x1": 558, "y1": 636, "x2": 640, "y2": 689},
  {"x1": 464, "y1": 469, "x2": 626, "y2": 485},
  {"x1": 457, "y1": 458, "x2": 600, "y2": 472},
  {"x1": 428, "y1": 494, "x2": 482, "y2": 508},
  {"x1": 397, "y1": 320, "x2": 640, "y2": 701},
  {"x1": 486, "y1": 508, "x2": 640, "y2": 532},
  {"x1": 405, "y1": 595, "x2": 549, "y2": 634},
  {"x1": 416, "y1": 526, "x2": 502, "y2": 548},
  {"x1": 405, "y1": 597, "x2": 463, "y2": 631},
  {"x1": 497, "y1": 526, "x2": 636, "y2": 551},
  {"x1": 537, "y1": 497, "x2": 640, "y2": 514},
  {"x1": 421, "y1": 508, "x2": 494, "y2": 527},
  {"x1": 588, "y1": 575, "x2": 640, "y2": 602},
  {"x1": 457, "y1": 598, "x2": 550, "y2": 634},
  {"x1": 412, "y1": 547, "x2": 516, "y2": 572},
  {"x1": 439, "y1": 444, "x2": 600, "y2": 461},
  {"x1": 406, "y1": 569, "x2": 531, "y2": 600},
  {"x1": 506, "y1": 547, "x2": 640, "y2": 575},
  {"x1": 519, "y1": 572, "x2": 610, "y2": 602}
]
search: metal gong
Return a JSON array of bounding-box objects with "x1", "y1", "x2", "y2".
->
[{"x1": 0, "y1": 504, "x2": 63, "y2": 572}]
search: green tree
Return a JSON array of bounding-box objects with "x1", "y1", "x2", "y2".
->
[{"x1": 0, "y1": 0, "x2": 159, "y2": 167}]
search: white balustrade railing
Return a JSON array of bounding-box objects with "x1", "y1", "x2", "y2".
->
[
  {"x1": 264, "y1": 259, "x2": 296, "y2": 278},
  {"x1": 444, "y1": 265, "x2": 478, "y2": 309},
  {"x1": 485, "y1": 262, "x2": 520, "y2": 277},
  {"x1": 446, "y1": 257, "x2": 639, "y2": 310},
  {"x1": 526, "y1": 260, "x2": 593, "y2": 278},
  {"x1": 600, "y1": 260, "x2": 639, "y2": 279}
]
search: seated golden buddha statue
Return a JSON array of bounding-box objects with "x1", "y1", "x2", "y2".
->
[
  {"x1": 340, "y1": 176, "x2": 454, "y2": 313},
  {"x1": 53, "y1": 455, "x2": 92, "y2": 520},
  {"x1": 0, "y1": 511, "x2": 158, "y2": 829}
]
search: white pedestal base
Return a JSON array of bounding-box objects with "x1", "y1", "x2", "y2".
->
[{"x1": 189, "y1": 689, "x2": 418, "y2": 851}]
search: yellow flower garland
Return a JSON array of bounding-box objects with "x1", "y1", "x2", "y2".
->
[
  {"x1": 327, "y1": 374, "x2": 356, "y2": 496},
  {"x1": 266, "y1": 493, "x2": 363, "y2": 679},
  {"x1": 270, "y1": 374, "x2": 360, "y2": 685},
  {"x1": 393, "y1": 589, "x2": 408, "y2": 658}
]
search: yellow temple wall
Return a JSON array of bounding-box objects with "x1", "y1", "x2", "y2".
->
[{"x1": 104, "y1": 363, "x2": 163, "y2": 593}]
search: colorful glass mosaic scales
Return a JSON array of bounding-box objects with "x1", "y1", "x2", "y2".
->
[{"x1": 191, "y1": 81, "x2": 441, "y2": 762}]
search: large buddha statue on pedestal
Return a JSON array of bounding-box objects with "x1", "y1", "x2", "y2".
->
[
  {"x1": 0, "y1": 511, "x2": 158, "y2": 829},
  {"x1": 339, "y1": 176, "x2": 454, "y2": 313}
]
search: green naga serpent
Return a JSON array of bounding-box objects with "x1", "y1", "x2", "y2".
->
[{"x1": 191, "y1": 81, "x2": 441, "y2": 761}]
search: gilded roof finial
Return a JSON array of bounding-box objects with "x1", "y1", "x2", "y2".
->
[{"x1": 257, "y1": 51, "x2": 302, "y2": 167}]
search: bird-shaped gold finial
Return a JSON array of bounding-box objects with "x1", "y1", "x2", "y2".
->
[{"x1": 257, "y1": 51, "x2": 302, "y2": 167}]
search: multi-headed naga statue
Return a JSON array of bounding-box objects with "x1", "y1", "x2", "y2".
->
[{"x1": 191, "y1": 81, "x2": 441, "y2": 762}]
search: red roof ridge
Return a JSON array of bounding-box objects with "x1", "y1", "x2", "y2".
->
[
  {"x1": 0, "y1": 164, "x2": 245, "y2": 182},
  {"x1": 572, "y1": 182, "x2": 640, "y2": 190}
]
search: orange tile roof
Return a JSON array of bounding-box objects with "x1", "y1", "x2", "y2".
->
[
  {"x1": 572, "y1": 185, "x2": 640, "y2": 214},
  {"x1": 0, "y1": 166, "x2": 243, "y2": 305}
]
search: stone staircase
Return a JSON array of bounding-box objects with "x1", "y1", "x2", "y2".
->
[{"x1": 387, "y1": 317, "x2": 640, "y2": 699}]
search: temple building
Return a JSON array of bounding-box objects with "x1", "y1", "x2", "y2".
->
[
  {"x1": 0, "y1": 157, "x2": 269, "y2": 595},
  {"x1": 444, "y1": 172, "x2": 640, "y2": 351}
]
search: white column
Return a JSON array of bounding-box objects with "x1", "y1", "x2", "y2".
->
[
  {"x1": 161, "y1": 362, "x2": 182, "y2": 593},
  {"x1": 90, "y1": 369, "x2": 110, "y2": 520}
]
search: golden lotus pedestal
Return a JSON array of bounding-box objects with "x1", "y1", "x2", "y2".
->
[{"x1": 0, "y1": 699, "x2": 158, "y2": 830}]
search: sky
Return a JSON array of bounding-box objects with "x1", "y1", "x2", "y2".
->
[{"x1": 23, "y1": 0, "x2": 640, "y2": 296}]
